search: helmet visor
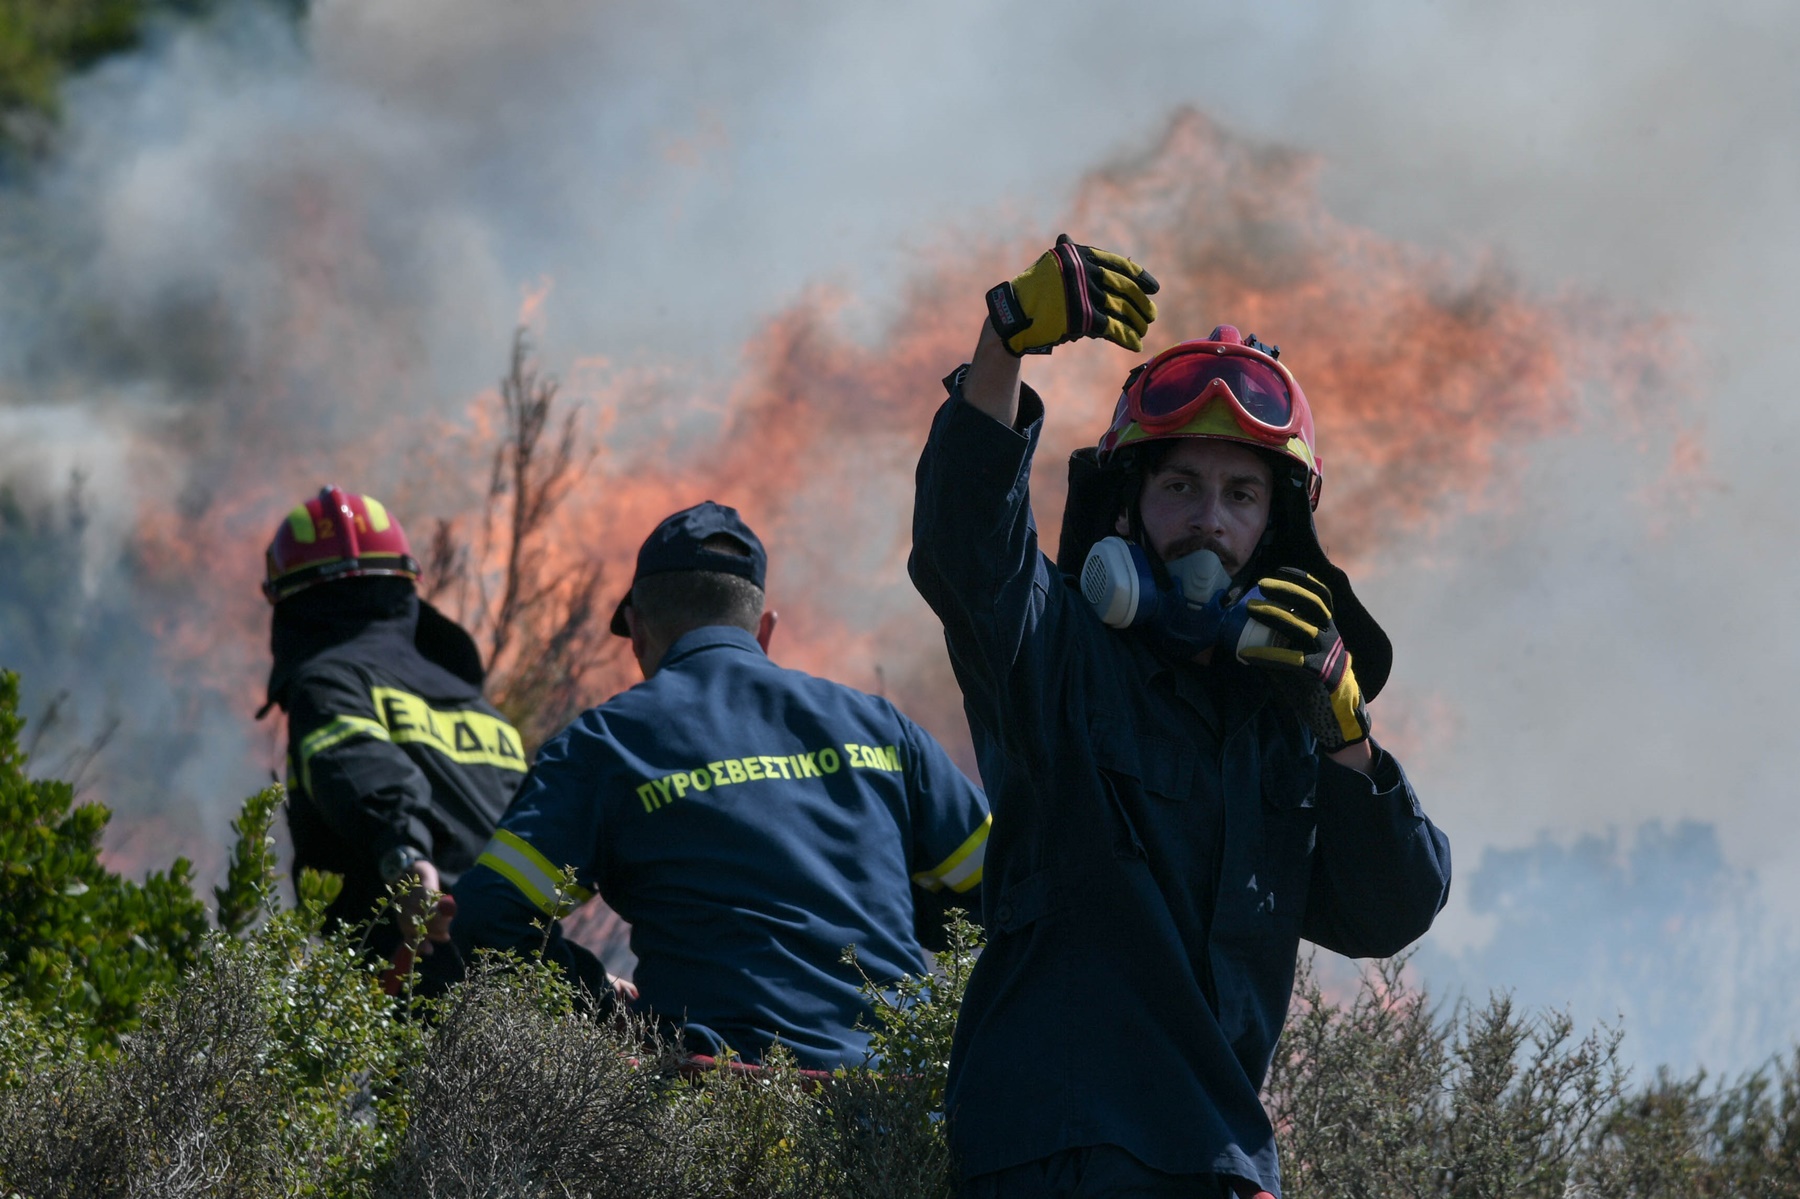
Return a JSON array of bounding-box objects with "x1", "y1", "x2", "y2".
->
[{"x1": 1135, "y1": 353, "x2": 1293, "y2": 432}]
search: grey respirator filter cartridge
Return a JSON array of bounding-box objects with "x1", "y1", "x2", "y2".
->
[
  {"x1": 1081, "y1": 536, "x2": 1283, "y2": 660},
  {"x1": 1080, "y1": 537, "x2": 1153, "y2": 627}
]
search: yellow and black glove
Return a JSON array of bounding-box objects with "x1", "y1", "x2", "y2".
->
[
  {"x1": 986, "y1": 234, "x2": 1160, "y2": 356},
  {"x1": 1240, "y1": 568, "x2": 1371, "y2": 751}
]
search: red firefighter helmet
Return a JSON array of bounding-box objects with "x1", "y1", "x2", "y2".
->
[
  {"x1": 262, "y1": 486, "x2": 421, "y2": 604},
  {"x1": 1097, "y1": 325, "x2": 1323, "y2": 509}
]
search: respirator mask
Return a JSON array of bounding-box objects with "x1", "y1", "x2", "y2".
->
[{"x1": 1079, "y1": 536, "x2": 1281, "y2": 660}]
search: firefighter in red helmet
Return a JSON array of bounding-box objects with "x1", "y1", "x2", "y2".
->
[
  {"x1": 263, "y1": 486, "x2": 525, "y2": 991},
  {"x1": 909, "y1": 237, "x2": 1452, "y2": 1197}
]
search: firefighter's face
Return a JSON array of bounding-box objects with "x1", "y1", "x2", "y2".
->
[{"x1": 1118, "y1": 439, "x2": 1273, "y2": 576}]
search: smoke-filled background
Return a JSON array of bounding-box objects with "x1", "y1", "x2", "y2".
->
[{"x1": 2, "y1": 0, "x2": 1795, "y2": 1074}]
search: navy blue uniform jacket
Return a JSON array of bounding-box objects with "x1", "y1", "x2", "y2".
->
[
  {"x1": 909, "y1": 384, "x2": 1452, "y2": 1190},
  {"x1": 453, "y1": 627, "x2": 991, "y2": 1070}
]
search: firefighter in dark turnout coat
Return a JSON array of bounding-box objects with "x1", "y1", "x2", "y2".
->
[
  {"x1": 910, "y1": 238, "x2": 1452, "y2": 1197},
  {"x1": 263, "y1": 487, "x2": 525, "y2": 982}
]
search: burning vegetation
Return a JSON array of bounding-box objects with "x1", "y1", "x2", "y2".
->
[{"x1": 72, "y1": 109, "x2": 1685, "y2": 861}]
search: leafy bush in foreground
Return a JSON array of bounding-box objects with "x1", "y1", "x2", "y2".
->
[
  {"x1": 0, "y1": 863, "x2": 411, "y2": 1198},
  {"x1": 0, "y1": 670, "x2": 209, "y2": 1044},
  {"x1": 378, "y1": 957, "x2": 687, "y2": 1199},
  {"x1": 1269, "y1": 955, "x2": 1627, "y2": 1198},
  {"x1": 1, "y1": 665, "x2": 1798, "y2": 1197}
]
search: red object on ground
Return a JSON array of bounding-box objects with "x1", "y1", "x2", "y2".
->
[
  {"x1": 678, "y1": 1054, "x2": 837, "y2": 1091},
  {"x1": 379, "y1": 944, "x2": 416, "y2": 996}
]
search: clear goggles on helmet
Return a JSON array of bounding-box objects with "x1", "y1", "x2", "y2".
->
[{"x1": 1123, "y1": 343, "x2": 1301, "y2": 443}]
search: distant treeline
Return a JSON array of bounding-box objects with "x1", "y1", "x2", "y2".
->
[{"x1": 0, "y1": 0, "x2": 302, "y2": 160}]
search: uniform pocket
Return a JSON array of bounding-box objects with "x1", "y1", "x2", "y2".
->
[
  {"x1": 991, "y1": 860, "x2": 1125, "y2": 935},
  {"x1": 1089, "y1": 723, "x2": 1197, "y2": 801},
  {"x1": 992, "y1": 869, "x2": 1059, "y2": 934},
  {"x1": 1089, "y1": 722, "x2": 1199, "y2": 863}
]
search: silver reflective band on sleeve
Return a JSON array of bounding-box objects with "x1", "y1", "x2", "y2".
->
[
  {"x1": 912, "y1": 814, "x2": 990, "y2": 894},
  {"x1": 475, "y1": 828, "x2": 592, "y2": 916}
]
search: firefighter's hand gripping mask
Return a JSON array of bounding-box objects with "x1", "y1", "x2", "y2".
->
[
  {"x1": 1239, "y1": 568, "x2": 1372, "y2": 751},
  {"x1": 986, "y1": 234, "x2": 1160, "y2": 356}
]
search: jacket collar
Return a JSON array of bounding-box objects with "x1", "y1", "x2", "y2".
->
[
  {"x1": 657, "y1": 625, "x2": 767, "y2": 672},
  {"x1": 265, "y1": 588, "x2": 420, "y2": 712}
]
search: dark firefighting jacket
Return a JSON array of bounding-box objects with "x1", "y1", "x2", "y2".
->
[
  {"x1": 452, "y1": 625, "x2": 992, "y2": 1070},
  {"x1": 909, "y1": 384, "x2": 1453, "y2": 1191},
  {"x1": 269, "y1": 581, "x2": 526, "y2": 948}
]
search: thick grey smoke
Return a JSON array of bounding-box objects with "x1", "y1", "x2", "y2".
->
[{"x1": 2, "y1": 0, "x2": 1795, "y2": 1071}]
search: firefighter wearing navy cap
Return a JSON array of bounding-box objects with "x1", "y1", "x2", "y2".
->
[
  {"x1": 263, "y1": 486, "x2": 526, "y2": 990},
  {"x1": 910, "y1": 238, "x2": 1453, "y2": 1196},
  {"x1": 453, "y1": 500, "x2": 992, "y2": 1069}
]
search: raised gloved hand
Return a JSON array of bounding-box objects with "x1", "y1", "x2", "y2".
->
[
  {"x1": 986, "y1": 234, "x2": 1160, "y2": 355},
  {"x1": 1239, "y1": 568, "x2": 1371, "y2": 751}
]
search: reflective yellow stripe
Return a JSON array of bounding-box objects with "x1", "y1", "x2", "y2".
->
[
  {"x1": 476, "y1": 828, "x2": 591, "y2": 916},
  {"x1": 287, "y1": 503, "x2": 318, "y2": 544},
  {"x1": 369, "y1": 687, "x2": 528, "y2": 773},
  {"x1": 362, "y1": 495, "x2": 392, "y2": 532},
  {"x1": 912, "y1": 814, "x2": 990, "y2": 894},
  {"x1": 297, "y1": 715, "x2": 390, "y2": 795}
]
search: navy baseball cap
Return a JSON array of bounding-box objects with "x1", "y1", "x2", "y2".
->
[{"x1": 609, "y1": 500, "x2": 768, "y2": 636}]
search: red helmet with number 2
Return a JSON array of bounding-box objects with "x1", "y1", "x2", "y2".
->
[{"x1": 262, "y1": 486, "x2": 421, "y2": 604}]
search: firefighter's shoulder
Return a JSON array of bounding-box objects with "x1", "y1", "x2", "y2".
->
[{"x1": 281, "y1": 653, "x2": 380, "y2": 715}]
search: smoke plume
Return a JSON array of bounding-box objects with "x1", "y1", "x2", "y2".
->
[{"x1": 1, "y1": 0, "x2": 1792, "y2": 1072}]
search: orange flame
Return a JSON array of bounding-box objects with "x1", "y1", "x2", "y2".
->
[{"x1": 112, "y1": 110, "x2": 1682, "y2": 872}]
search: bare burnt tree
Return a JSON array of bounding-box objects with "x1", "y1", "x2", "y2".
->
[
  {"x1": 419, "y1": 517, "x2": 469, "y2": 607},
  {"x1": 432, "y1": 329, "x2": 621, "y2": 753},
  {"x1": 483, "y1": 329, "x2": 581, "y2": 671}
]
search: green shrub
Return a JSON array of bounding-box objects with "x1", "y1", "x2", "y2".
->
[
  {"x1": 1580, "y1": 1056, "x2": 1800, "y2": 1198},
  {"x1": 1266, "y1": 954, "x2": 1800, "y2": 1199},
  {"x1": 375, "y1": 953, "x2": 687, "y2": 1199},
  {"x1": 0, "y1": 0, "x2": 144, "y2": 125},
  {"x1": 0, "y1": 669, "x2": 209, "y2": 1042},
  {"x1": 0, "y1": 874, "x2": 416, "y2": 1198}
]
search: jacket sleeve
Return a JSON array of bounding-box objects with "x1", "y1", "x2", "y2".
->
[
  {"x1": 451, "y1": 864, "x2": 612, "y2": 1005},
  {"x1": 285, "y1": 664, "x2": 436, "y2": 860},
  {"x1": 898, "y1": 712, "x2": 991, "y2": 923},
  {"x1": 909, "y1": 378, "x2": 1066, "y2": 716},
  {"x1": 1300, "y1": 744, "x2": 1453, "y2": 958},
  {"x1": 449, "y1": 714, "x2": 614, "y2": 1005}
]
